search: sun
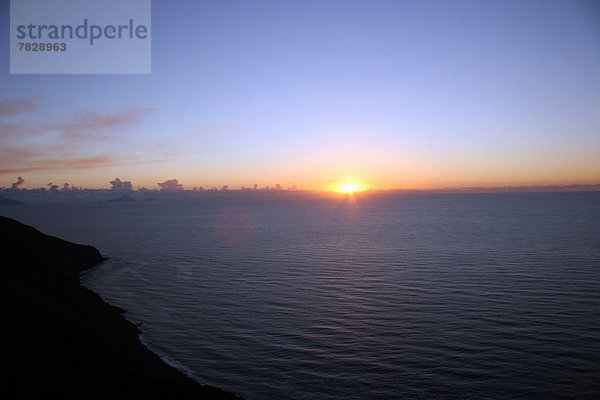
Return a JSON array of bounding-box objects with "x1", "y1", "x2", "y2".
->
[{"x1": 338, "y1": 183, "x2": 361, "y2": 193}]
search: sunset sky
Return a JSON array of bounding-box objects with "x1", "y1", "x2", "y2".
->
[{"x1": 1, "y1": 0, "x2": 599, "y2": 190}]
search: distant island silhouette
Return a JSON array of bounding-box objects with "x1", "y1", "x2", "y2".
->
[
  {"x1": 0, "y1": 216, "x2": 241, "y2": 399},
  {"x1": 0, "y1": 195, "x2": 24, "y2": 205},
  {"x1": 107, "y1": 194, "x2": 137, "y2": 202}
]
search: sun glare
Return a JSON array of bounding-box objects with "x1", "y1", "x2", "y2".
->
[{"x1": 338, "y1": 183, "x2": 361, "y2": 193}]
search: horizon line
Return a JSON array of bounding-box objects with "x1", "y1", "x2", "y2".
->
[{"x1": 2, "y1": 183, "x2": 600, "y2": 195}]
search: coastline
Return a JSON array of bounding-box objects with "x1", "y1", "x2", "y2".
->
[
  {"x1": 77, "y1": 265, "x2": 206, "y2": 385},
  {"x1": 0, "y1": 215, "x2": 241, "y2": 399}
]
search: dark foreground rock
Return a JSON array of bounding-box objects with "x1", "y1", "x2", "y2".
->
[{"x1": 0, "y1": 216, "x2": 241, "y2": 399}]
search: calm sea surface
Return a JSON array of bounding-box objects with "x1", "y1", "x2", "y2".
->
[{"x1": 2, "y1": 191, "x2": 600, "y2": 399}]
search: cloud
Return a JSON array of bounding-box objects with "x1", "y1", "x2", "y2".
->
[
  {"x1": 0, "y1": 124, "x2": 31, "y2": 138},
  {"x1": 0, "y1": 122, "x2": 52, "y2": 139},
  {"x1": 0, "y1": 109, "x2": 154, "y2": 140},
  {"x1": 110, "y1": 177, "x2": 133, "y2": 191},
  {"x1": 157, "y1": 179, "x2": 184, "y2": 191},
  {"x1": 110, "y1": 177, "x2": 123, "y2": 190},
  {"x1": 0, "y1": 153, "x2": 173, "y2": 174},
  {"x1": 61, "y1": 132, "x2": 123, "y2": 143},
  {"x1": 51, "y1": 108, "x2": 156, "y2": 134},
  {"x1": 61, "y1": 156, "x2": 115, "y2": 169},
  {"x1": 0, "y1": 97, "x2": 37, "y2": 118},
  {"x1": 0, "y1": 97, "x2": 161, "y2": 176},
  {"x1": 11, "y1": 176, "x2": 25, "y2": 189},
  {"x1": 0, "y1": 154, "x2": 115, "y2": 174}
]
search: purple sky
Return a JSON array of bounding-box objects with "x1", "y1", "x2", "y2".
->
[{"x1": 1, "y1": 0, "x2": 599, "y2": 190}]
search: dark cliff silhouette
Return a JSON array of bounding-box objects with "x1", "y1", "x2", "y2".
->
[{"x1": 0, "y1": 216, "x2": 241, "y2": 399}]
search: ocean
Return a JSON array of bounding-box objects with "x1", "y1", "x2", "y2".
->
[{"x1": 2, "y1": 191, "x2": 599, "y2": 399}]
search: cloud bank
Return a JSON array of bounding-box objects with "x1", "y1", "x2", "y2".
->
[
  {"x1": 110, "y1": 177, "x2": 133, "y2": 191},
  {"x1": 157, "y1": 179, "x2": 184, "y2": 191},
  {"x1": 11, "y1": 176, "x2": 25, "y2": 189}
]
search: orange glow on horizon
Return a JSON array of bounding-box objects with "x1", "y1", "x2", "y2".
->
[
  {"x1": 330, "y1": 182, "x2": 367, "y2": 194},
  {"x1": 338, "y1": 183, "x2": 361, "y2": 193}
]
